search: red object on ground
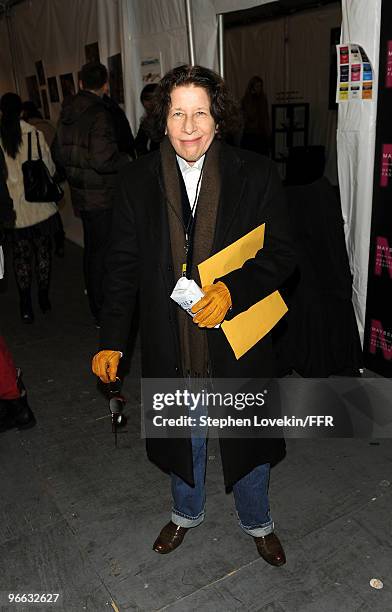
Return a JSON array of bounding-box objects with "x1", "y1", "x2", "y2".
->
[{"x1": 0, "y1": 336, "x2": 20, "y2": 400}]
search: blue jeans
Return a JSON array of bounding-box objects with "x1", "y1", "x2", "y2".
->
[{"x1": 171, "y1": 435, "x2": 274, "y2": 537}]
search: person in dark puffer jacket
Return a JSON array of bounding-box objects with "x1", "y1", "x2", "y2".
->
[{"x1": 52, "y1": 62, "x2": 130, "y2": 325}]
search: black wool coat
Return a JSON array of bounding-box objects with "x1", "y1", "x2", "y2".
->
[{"x1": 100, "y1": 142, "x2": 295, "y2": 487}]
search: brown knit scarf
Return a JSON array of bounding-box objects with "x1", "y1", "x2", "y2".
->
[{"x1": 160, "y1": 136, "x2": 221, "y2": 377}]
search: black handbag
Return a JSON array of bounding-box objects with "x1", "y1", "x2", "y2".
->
[{"x1": 22, "y1": 131, "x2": 64, "y2": 203}]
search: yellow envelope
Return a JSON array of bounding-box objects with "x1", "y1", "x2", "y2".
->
[{"x1": 198, "y1": 224, "x2": 288, "y2": 360}]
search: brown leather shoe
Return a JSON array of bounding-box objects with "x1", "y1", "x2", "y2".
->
[
  {"x1": 253, "y1": 533, "x2": 286, "y2": 566},
  {"x1": 152, "y1": 521, "x2": 188, "y2": 554}
]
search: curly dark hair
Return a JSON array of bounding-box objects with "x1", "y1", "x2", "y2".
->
[{"x1": 146, "y1": 65, "x2": 242, "y2": 142}]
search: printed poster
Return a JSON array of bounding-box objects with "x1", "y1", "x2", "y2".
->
[
  {"x1": 336, "y1": 44, "x2": 373, "y2": 102},
  {"x1": 84, "y1": 42, "x2": 100, "y2": 64},
  {"x1": 59, "y1": 73, "x2": 76, "y2": 99},
  {"x1": 141, "y1": 56, "x2": 162, "y2": 84}
]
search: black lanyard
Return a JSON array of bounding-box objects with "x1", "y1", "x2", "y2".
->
[
  {"x1": 163, "y1": 156, "x2": 206, "y2": 278},
  {"x1": 183, "y1": 159, "x2": 205, "y2": 269}
]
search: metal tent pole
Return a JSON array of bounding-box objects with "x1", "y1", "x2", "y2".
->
[
  {"x1": 218, "y1": 13, "x2": 224, "y2": 78},
  {"x1": 185, "y1": 0, "x2": 195, "y2": 65}
]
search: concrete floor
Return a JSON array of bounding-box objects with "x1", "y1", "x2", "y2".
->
[{"x1": 0, "y1": 240, "x2": 391, "y2": 612}]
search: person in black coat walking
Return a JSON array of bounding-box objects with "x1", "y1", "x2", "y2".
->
[
  {"x1": 52, "y1": 62, "x2": 129, "y2": 324},
  {"x1": 92, "y1": 66, "x2": 295, "y2": 564}
]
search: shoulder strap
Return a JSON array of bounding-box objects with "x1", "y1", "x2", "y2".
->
[
  {"x1": 35, "y1": 131, "x2": 43, "y2": 160},
  {"x1": 28, "y1": 131, "x2": 32, "y2": 160}
]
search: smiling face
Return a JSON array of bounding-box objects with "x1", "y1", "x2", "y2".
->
[{"x1": 165, "y1": 85, "x2": 216, "y2": 164}]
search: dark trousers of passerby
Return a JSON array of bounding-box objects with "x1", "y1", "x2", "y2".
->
[
  {"x1": 80, "y1": 208, "x2": 112, "y2": 324},
  {"x1": 12, "y1": 229, "x2": 52, "y2": 322}
]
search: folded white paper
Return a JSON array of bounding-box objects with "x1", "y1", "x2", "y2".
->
[
  {"x1": 170, "y1": 277, "x2": 220, "y2": 328},
  {"x1": 170, "y1": 277, "x2": 204, "y2": 317}
]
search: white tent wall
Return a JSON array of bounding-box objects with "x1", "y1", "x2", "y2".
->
[
  {"x1": 119, "y1": 0, "x2": 190, "y2": 135},
  {"x1": 118, "y1": 0, "x2": 278, "y2": 134},
  {"x1": 337, "y1": 0, "x2": 382, "y2": 344},
  {"x1": 224, "y1": 3, "x2": 341, "y2": 184},
  {"x1": 97, "y1": 0, "x2": 122, "y2": 63},
  {"x1": 119, "y1": 0, "x2": 220, "y2": 136},
  {"x1": 213, "y1": 0, "x2": 277, "y2": 11}
]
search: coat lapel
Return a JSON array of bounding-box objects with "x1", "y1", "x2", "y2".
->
[
  {"x1": 212, "y1": 144, "x2": 247, "y2": 252},
  {"x1": 146, "y1": 155, "x2": 168, "y2": 248},
  {"x1": 145, "y1": 146, "x2": 247, "y2": 270}
]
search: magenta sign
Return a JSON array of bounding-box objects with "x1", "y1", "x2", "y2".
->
[
  {"x1": 369, "y1": 319, "x2": 392, "y2": 360},
  {"x1": 386, "y1": 40, "x2": 392, "y2": 87},
  {"x1": 380, "y1": 144, "x2": 392, "y2": 187},
  {"x1": 374, "y1": 236, "x2": 392, "y2": 277}
]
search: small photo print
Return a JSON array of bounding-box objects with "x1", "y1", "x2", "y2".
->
[
  {"x1": 360, "y1": 48, "x2": 369, "y2": 62},
  {"x1": 60, "y1": 73, "x2": 76, "y2": 100},
  {"x1": 41, "y1": 89, "x2": 50, "y2": 120},
  {"x1": 350, "y1": 46, "x2": 361, "y2": 62},
  {"x1": 351, "y1": 64, "x2": 361, "y2": 82},
  {"x1": 25, "y1": 75, "x2": 41, "y2": 108},
  {"x1": 363, "y1": 63, "x2": 373, "y2": 81},
  {"x1": 339, "y1": 46, "x2": 349, "y2": 64},
  {"x1": 47, "y1": 76, "x2": 60, "y2": 103},
  {"x1": 85, "y1": 42, "x2": 100, "y2": 64},
  {"x1": 141, "y1": 56, "x2": 162, "y2": 84},
  {"x1": 35, "y1": 60, "x2": 46, "y2": 86}
]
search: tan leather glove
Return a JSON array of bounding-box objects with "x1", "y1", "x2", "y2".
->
[
  {"x1": 191, "y1": 281, "x2": 232, "y2": 328},
  {"x1": 92, "y1": 350, "x2": 121, "y2": 383}
]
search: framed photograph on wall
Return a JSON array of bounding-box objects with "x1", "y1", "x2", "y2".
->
[
  {"x1": 47, "y1": 77, "x2": 60, "y2": 103},
  {"x1": 141, "y1": 56, "x2": 162, "y2": 84},
  {"x1": 85, "y1": 42, "x2": 100, "y2": 64},
  {"x1": 60, "y1": 73, "x2": 76, "y2": 100},
  {"x1": 108, "y1": 53, "x2": 124, "y2": 104},
  {"x1": 25, "y1": 75, "x2": 41, "y2": 108}
]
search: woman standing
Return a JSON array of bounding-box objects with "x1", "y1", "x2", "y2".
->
[
  {"x1": 93, "y1": 66, "x2": 294, "y2": 564},
  {"x1": 0, "y1": 93, "x2": 58, "y2": 323}
]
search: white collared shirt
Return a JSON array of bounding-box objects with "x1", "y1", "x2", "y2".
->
[{"x1": 176, "y1": 154, "x2": 205, "y2": 216}]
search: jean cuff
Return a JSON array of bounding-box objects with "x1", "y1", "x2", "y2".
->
[
  {"x1": 239, "y1": 519, "x2": 274, "y2": 537},
  {"x1": 171, "y1": 508, "x2": 205, "y2": 528}
]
